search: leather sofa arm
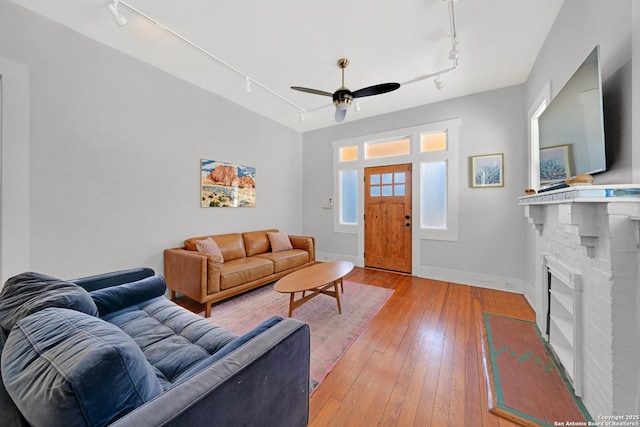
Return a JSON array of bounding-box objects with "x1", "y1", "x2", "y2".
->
[
  {"x1": 164, "y1": 248, "x2": 209, "y2": 302},
  {"x1": 289, "y1": 235, "x2": 315, "y2": 262},
  {"x1": 109, "y1": 318, "x2": 310, "y2": 427}
]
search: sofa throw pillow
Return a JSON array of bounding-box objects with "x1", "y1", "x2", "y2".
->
[
  {"x1": 196, "y1": 237, "x2": 224, "y2": 261},
  {"x1": 0, "y1": 272, "x2": 98, "y2": 333},
  {"x1": 2, "y1": 308, "x2": 163, "y2": 427},
  {"x1": 268, "y1": 232, "x2": 293, "y2": 252}
]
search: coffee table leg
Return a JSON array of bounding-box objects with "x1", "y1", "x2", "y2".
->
[
  {"x1": 288, "y1": 293, "x2": 295, "y2": 317},
  {"x1": 334, "y1": 281, "x2": 342, "y2": 314}
]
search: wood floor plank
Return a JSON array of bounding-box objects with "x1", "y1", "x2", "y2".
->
[{"x1": 309, "y1": 268, "x2": 527, "y2": 427}]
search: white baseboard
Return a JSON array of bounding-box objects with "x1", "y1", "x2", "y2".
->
[
  {"x1": 419, "y1": 266, "x2": 524, "y2": 294},
  {"x1": 315, "y1": 252, "x2": 359, "y2": 266},
  {"x1": 315, "y1": 252, "x2": 524, "y2": 294}
]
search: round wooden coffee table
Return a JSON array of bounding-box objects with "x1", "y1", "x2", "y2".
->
[{"x1": 274, "y1": 261, "x2": 354, "y2": 317}]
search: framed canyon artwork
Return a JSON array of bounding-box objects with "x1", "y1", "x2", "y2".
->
[{"x1": 201, "y1": 159, "x2": 256, "y2": 207}]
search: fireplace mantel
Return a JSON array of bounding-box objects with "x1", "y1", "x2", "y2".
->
[
  {"x1": 518, "y1": 184, "x2": 640, "y2": 205},
  {"x1": 520, "y1": 183, "x2": 640, "y2": 417}
]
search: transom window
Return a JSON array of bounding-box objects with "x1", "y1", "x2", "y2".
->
[
  {"x1": 339, "y1": 145, "x2": 358, "y2": 162},
  {"x1": 366, "y1": 138, "x2": 410, "y2": 159}
]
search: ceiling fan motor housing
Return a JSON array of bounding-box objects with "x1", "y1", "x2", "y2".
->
[{"x1": 333, "y1": 89, "x2": 353, "y2": 109}]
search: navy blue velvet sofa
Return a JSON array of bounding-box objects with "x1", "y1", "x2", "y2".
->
[{"x1": 0, "y1": 268, "x2": 310, "y2": 427}]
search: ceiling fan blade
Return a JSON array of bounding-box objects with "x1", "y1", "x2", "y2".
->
[
  {"x1": 290, "y1": 86, "x2": 334, "y2": 97},
  {"x1": 335, "y1": 108, "x2": 347, "y2": 123},
  {"x1": 352, "y1": 82, "x2": 401, "y2": 98}
]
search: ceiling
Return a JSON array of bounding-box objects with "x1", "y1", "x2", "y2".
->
[{"x1": 10, "y1": 0, "x2": 565, "y2": 132}]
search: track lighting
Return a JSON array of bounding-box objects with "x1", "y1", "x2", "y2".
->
[
  {"x1": 448, "y1": 38, "x2": 459, "y2": 60},
  {"x1": 107, "y1": 0, "x2": 128, "y2": 27},
  {"x1": 434, "y1": 75, "x2": 444, "y2": 90},
  {"x1": 106, "y1": 0, "x2": 460, "y2": 124}
]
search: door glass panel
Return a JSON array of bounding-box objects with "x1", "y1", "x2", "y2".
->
[
  {"x1": 370, "y1": 186, "x2": 380, "y2": 197},
  {"x1": 382, "y1": 173, "x2": 393, "y2": 184},
  {"x1": 370, "y1": 174, "x2": 380, "y2": 185},
  {"x1": 382, "y1": 185, "x2": 393, "y2": 196},
  {"x1": 394, "y1": 185, "x2": 405, "y2": 196},
  {"x1": 394, "y1": 172, "x2": 405, "y2": 183}
]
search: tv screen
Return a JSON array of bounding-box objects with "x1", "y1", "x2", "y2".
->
[{"x1": 538, "y1": 46, "x2": 606, "y2": 186}]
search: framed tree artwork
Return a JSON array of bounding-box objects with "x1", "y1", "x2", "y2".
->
[
  {"x1": 539, "y1": 144, "x2": 571, "y2": 184},
  {"x1": 471, "y1": 153, "x2": 504, "y2": 188}
]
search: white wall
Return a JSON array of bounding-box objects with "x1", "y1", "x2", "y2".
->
[
  {"x1": 0, "y1": 57, "x2": 30, "y2": 283},
  {"x1": 302, "y1": 85, "x2": 529, "y2": 290},
  {"x1": 525, "y1": 0, "x2": 633, "y2": 185},
  {"x1": 0, "y1": 1, "x2": 303, "y2": 281}
]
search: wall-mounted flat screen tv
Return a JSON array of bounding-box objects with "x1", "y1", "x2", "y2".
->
[{"x1": 538, "y1": 46, "x2": 606, "y2": 186}]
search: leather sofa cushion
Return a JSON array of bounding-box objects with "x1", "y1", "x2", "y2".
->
[
  {"x1": 103, "y1": 297, "x2": 237, "y2": 385},
  {"x1": 0, "y1": 272, "x2": 98, "y2": 333},
  {"x1": 220, "y1": 257, "x2": 274, "y2": 290},
  {"x1": 243, "y1": 229, "x2": 278, "y2": 257},
  {"x1": 2, "y1": 308, "x2": 162, "y2": 427},
  {"x1": 185, "y1": 233, "x2": 246, "y2": 261},
  {"x1": 90, "y1": 275, "x2": 167, "y2": 316},
  {"x1": 254, "y1": 250, "x2": 310, "y2": 273}
]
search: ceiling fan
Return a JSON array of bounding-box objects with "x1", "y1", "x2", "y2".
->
[{"x1": 291, "y1": 58, "x2": 401, "y2": 123}]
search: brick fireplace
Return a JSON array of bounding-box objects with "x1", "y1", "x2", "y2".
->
[{"x1": 521, "y1": 185, "x2": 640, "y2": 417}]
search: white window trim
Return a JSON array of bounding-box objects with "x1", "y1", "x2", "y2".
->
[
  {"x1": 332, "y1": 119, "x2": 461, "y2": 272},
  {"x1": 529, "y1": 81, "x2": 551, "y2": 190}
]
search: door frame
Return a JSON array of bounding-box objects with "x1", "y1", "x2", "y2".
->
[
  {"x1": 356, "y1": 157, "x2": 419, "y2": 276},
  {"x1": 363, "y1": 163, "x2": 413, "y2": 273},
  {"x1": 332, "y1": 119, "x2": 462, "y2": 277}
]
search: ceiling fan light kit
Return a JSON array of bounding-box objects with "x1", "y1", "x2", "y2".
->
[{"x1": 106, "y1": 0, "x2": 460, "y2": 124}]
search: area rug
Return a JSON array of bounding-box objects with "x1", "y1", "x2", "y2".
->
[
  {"x1": 480, "y1": 312, "x2": 592, "y2": 426},
  {"x1": 203, "y1": 281, "x2": 393, "y2": 393}
]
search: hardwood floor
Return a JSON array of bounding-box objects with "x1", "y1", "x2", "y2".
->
[{"x1": 309, "y1": 267, "x2": 535, "y2": 427}]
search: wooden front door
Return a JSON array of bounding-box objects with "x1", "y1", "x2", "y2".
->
[{"x1": 364, "y1": 164, "x2": 412, "y2": 273}]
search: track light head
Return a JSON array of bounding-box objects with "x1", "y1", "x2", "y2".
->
[
  {"x1": 434, "y1": 75, "x2": 444, "y2": 90},
  {"x1": 245, "y1": 77, "x2": 252, "y2": 93},
  {"x1": 298, "y1": 110, "x2": 305, "y2": 122},
  {"x1": 448, "y1": 38, "x2": 459, "y2": 60},
  {"x1": 107, "y1": 0, "x2": 128, "y2": 26},
  {"x1": 354, "y1": 101, "x2": 361, "y2": 112}
]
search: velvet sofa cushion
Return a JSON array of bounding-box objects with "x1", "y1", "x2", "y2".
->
[
  {"x1": 102, "y1": 297, "x2": 238, "y2": 385},
  {"x1": 172, "y1": 316, "x2": 283, "y2": 385},
  {"x1": 0, "y1": 328, "x2": 28, "y2": 427},
  {"x1": 1, "y1": 308, "x2": 163, "y2": 427},
  {"x1": 0, "y1": 272, "x2": 98, "y2": 333},
  {"x1": 89, "y1": 275, "x2": 167, "y2": 316}
]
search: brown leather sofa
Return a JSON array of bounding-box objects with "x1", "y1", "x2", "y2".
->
[{"x1": 164, "y1": 229, "x2": 315, "y2": 317}]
